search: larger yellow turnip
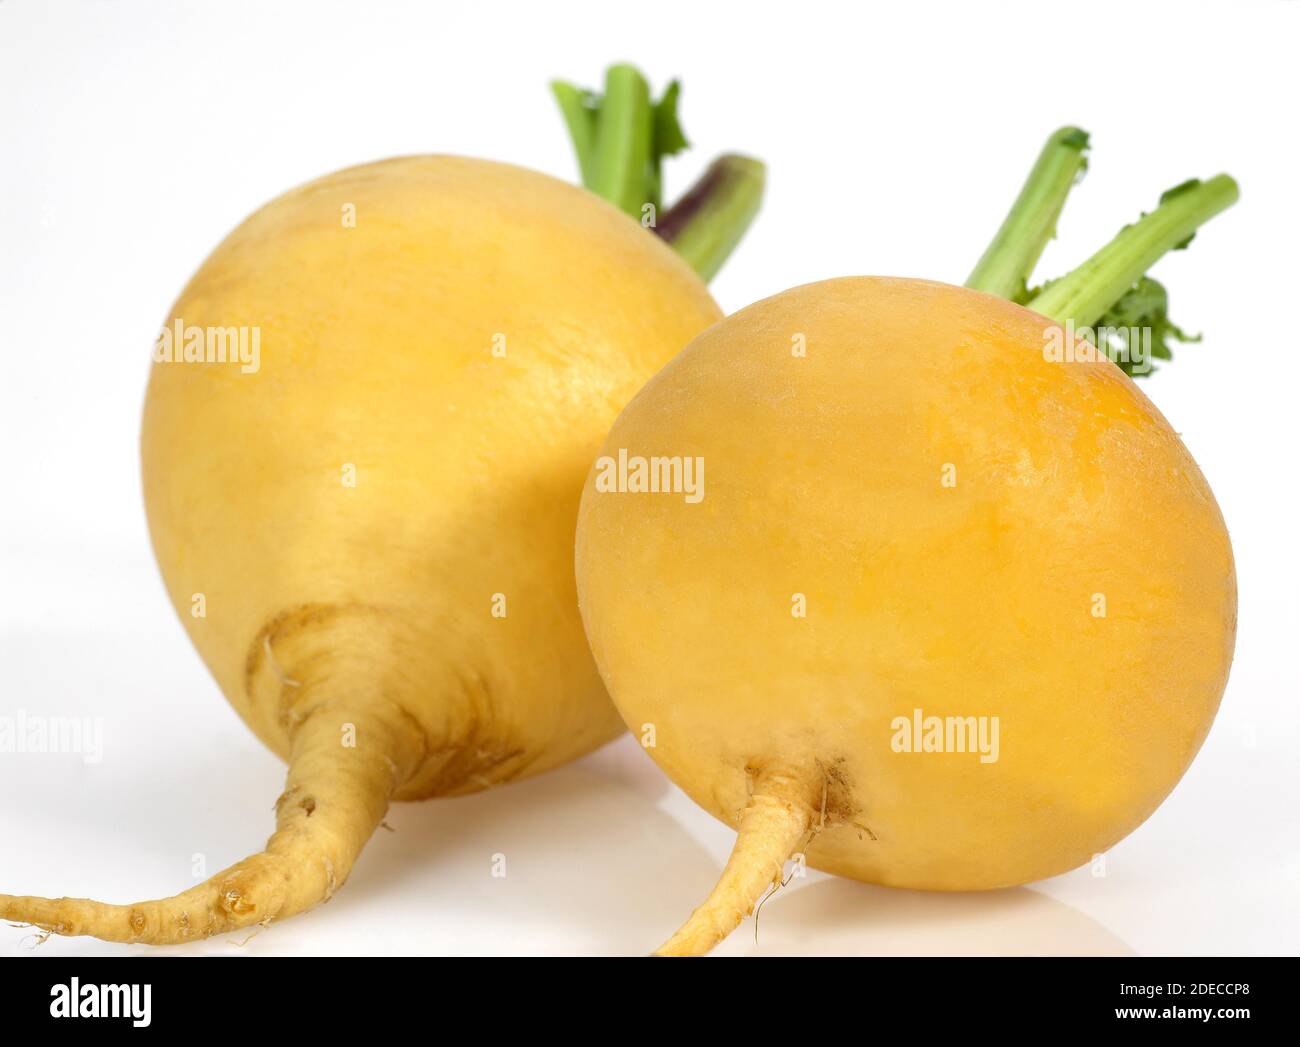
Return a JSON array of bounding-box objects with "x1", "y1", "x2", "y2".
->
[{"x1": 1, "y1": 155, "x2": 725, "y2": 944}]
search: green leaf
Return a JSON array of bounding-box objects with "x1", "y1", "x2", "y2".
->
[
  {"x1": 653, "y1": 80, "x2": 689, "y2": 157},
  {"x1": 646, "y1": 79, "x2": 689, "y2": 211},
  {"x1": 1093, "y1": 276, "x2": 1201, "y2": 377}
]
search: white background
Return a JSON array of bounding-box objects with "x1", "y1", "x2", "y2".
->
[{"x1": 1, "y1": 0, "x2": 1296, "y2": 956}]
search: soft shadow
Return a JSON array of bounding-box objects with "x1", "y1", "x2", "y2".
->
[
  {"x1": 332, "y1": 762, "x2": 719, "y2": 956},
  {"x1": 570, "y1": 732, "x2": 673, "y2": 802},
  {"x1": 713, "y1": 876, "x2": 1133, "y2": 956}
]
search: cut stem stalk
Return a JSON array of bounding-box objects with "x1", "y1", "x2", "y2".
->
[
  {"x1": 588, "y1": 64, "x2": 653, "y2": 218},
  {"x1": 1028, "y1": 174, "x2": 1239, "y2": 328},
  {"x1": 656, "y1": 155, "x2": 767, "y2": 282},
  {"x1": 551, "y1": 64, "x2": 765, "y2": 281},
  {"x1": 966, "y1": 126, "x2": 1090, "y2": 299}
]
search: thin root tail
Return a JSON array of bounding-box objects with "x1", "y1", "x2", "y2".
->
[
  {"x1": 655, "y1": 764, "x2": 820, "y2": 957},
  {"x1": 0, "y1": 702, "x2": 422, "y2": 945}
]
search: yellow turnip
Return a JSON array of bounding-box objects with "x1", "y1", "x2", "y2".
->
[
  {"x1": 576, "y1": 134, "x2": 1238, "y2": 954},
  {"x1": 1, "y1": 127, "x2": 759, "y2": 943}
]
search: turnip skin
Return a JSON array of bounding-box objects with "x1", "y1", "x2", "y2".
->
[
  {"x1": 0, "y1": 156, "x2": 722, "y2": 944},
  {"x1": 575, "y1": 276, "x2": 1236, "y2": 956}
]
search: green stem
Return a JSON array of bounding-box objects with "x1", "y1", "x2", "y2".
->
[
  {"x1": 588, "y1": 64, "x2": 653, "y2": 217},
  {"x1": 656, "y1": 155, "x2": 766, "y2": 282},
  {"x1": 551, "y1": 64, "x2": 765, "y2": 282},
  {"x1": 966, "y1": 127, "x2": 1090, "y2": 299},
  {"x1": 1027, "y1": 174, "x2": 1239, "y2": 327},
  {"x1": 549, "y1": 81, "x2": 598, "y2": 186}
]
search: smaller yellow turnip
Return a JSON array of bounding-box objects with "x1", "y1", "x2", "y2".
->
[{"x1": 576, "y1": 136, "x2": 1239, "y2": 954}]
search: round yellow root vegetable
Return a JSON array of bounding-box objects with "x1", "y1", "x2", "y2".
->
[
  {"x1": 575, "y1": 277, "x2": 1236, "y2": 956},
  {"x1": 0, "y1": 155, "x2": 722, "y2": 944}
]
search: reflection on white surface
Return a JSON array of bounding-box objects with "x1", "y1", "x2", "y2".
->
[
  {"x1": 575, "y1": 737, "x2": 1135, "y2": 957},
  {"x1": 0, "y1": 621, "x2": 1295, "y2": 957},
  {"x1": 0, "y1": 688, "x2": 722, "y2": 956},
  {"x1": 709, "y1": 878, "x2": 1132, "y2": 957},
  {"x1": 340, "y1": 763, "x2": 722, "y2": 956}
]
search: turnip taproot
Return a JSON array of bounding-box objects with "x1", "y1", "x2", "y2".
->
[
  {"x1": 1, "y1": 67, "x2": 764, "y2": 945},
  {"x1": 575, "y1": 130, "x2": 1238, "y2": 955}
]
